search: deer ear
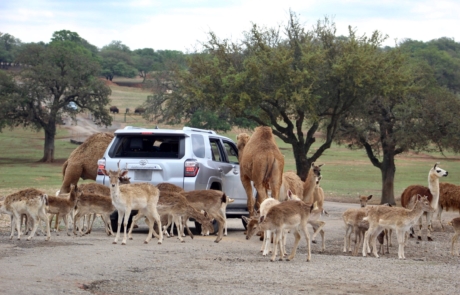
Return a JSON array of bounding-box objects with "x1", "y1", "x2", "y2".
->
[
  {"x1": 101, "y1": 169, "x2": 108, "y2": 176},
  {"x1": 242, "y1": 216, "x2": 250, "y2": 224},
  {"x1": 368, "y1": 195, "x2": 373, "y2": 200},
  {"x1": 259, "y1": 216, "x2": 265, "y2": 223}
]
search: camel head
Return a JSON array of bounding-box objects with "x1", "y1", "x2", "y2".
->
[{"x1": 236, "y1": 133, "x2": 250, "y2": 153}]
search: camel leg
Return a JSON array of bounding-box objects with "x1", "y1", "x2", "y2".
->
[{"x1": 241, "y1": 175, "x2": 255, "y2": 217}]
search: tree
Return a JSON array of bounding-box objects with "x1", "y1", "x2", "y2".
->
[
  {"x1": 132, "y1": 48, "x2": 156, "y2": 82},
  {"x1": 51, "y1": 30, "x2": 99, "y2": 57},
  {"x1": 0, "y1": 32, "x2": 22, "y2": 66},
  {"x1": 400, "y1": 38, "x2": 460, "y2": 94},
  {"x1": 0, "y1": 36, "x2": 112, "y2": 162},
  {"x1": 144, "y1": 13, "x2": 389, "y2": 179},
  {"x1": 336, "y1": 47, "x2": 460, "y2": 204},
  {"x1": 100, "y1": 41, "x2": 137, "y2": 80}
]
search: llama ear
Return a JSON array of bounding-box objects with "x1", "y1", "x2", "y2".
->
[{"x1": 434, "y1": 162, "x2": 440, "y2": 169}]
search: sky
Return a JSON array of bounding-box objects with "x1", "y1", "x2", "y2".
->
[{"x1": 1, "y1": 0, "x2": 459, "y2": 52}]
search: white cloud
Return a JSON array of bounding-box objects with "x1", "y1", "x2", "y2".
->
[{"x1": 1, "y1": 0, "x2": 459, "y2": 50}]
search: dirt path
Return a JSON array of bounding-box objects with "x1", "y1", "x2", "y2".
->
[
  {"x1": 1, "y1": 201, "x2": 459, "y2": 295},
  {"x1": 62, "y1": 113, "x2": 125, "y2": 140}
]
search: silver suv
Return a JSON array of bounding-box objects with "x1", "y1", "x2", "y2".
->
[{"x1": 96, "y1": 126, "x2": 254, "y2": 230}]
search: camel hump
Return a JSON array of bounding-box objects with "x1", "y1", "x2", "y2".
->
[{"x1": 262, "y1": 157, "x2": 279, "y2": 185}]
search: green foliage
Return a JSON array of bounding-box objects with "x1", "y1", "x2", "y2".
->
[
  {"x1": 0, "y1": 32, "x2": 22, "y2": 64},
  {"x1": 143, "y1": 13, "x2": 389, "y2": 180},
  {"x1": 0, "y1": 32, "x2": 112, "y2": 162},
  {"x1": 400, "y1": 38, "x2": 460, "y2": 93},
  {"x1": 100, "y1": 41, "x2": 137, "y2": 80},
  {"x1": 50, "y1": 29, "x2": 99, "y2": 57},
  {"x1": 336, "y1": 45, "x2": 460, "y2": 203}
]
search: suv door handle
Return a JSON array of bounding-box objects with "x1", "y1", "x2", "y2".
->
[
  {"x1": 232, "y1": 165, "x2": 239, "y2": 175},
  {"x1": 218, "y1": 167, "x2": 223, "y2": 172}
]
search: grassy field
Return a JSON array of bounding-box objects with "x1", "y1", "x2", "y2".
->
[{"x1": 1, "y1": 77, "x2": 459, "y2": 204}]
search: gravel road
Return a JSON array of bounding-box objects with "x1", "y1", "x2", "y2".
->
[{"x1": 1, "y1": 201, "x2": 459, "y2": 295}]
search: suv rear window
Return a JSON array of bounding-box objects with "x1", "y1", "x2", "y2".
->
[{"x1": 108, "y1": 135, "x2": 185, "y2": 159}]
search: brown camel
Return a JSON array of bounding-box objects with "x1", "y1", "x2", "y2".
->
[
  {"x1": 59, "y1": 132, "x2": 114, "y2": 194},
  {"x1": 237, "y1": 126, "x2": 284, "y2": 217}
]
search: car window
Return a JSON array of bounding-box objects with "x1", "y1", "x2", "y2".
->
[
  {"x1": 210, "y1": 140, "x2": 222, "y2": 162},
  {"x1": 191, "y1": 134, "x2": 205, "y2": 158},
  {"x1": 222, "y1": 141, "x2": 239, "y2": 164},
  {"x1": 108, "y1": 135, "x2": 184, "y2": 158}
]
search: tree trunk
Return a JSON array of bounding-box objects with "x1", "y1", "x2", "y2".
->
[
  {"x1": 40, "y1": 123, "x2": 56, "y2": 163},
  {"x1": 292, "y1": 143, "x2": 311, "y2": 181},
  {"x1": 380, "y1": 150, "x2": 396, "y2": 205}
]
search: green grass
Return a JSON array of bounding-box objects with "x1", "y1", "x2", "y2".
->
[{"x1": 2, "y1": 78, "x2": 460, "y2": 203}]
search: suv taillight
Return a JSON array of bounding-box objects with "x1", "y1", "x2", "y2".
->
[
  {"x1": 184, "y1": 160, "x2": 199, "y2": 177},
  {"x1": 97, "y1": 158, "x2": 106, "y2": 175}
]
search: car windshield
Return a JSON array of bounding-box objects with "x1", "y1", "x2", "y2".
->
[{"x1": 108, "y1": 135, "x2": 185, "y2": 159}]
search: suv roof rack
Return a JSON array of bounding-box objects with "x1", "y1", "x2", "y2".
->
[
  {"x1": 182, "y1": 126, "x2": 216, "y2": 134},
  {"x1": 123, "y1": 126, "x2": 144, "y2": 130}
]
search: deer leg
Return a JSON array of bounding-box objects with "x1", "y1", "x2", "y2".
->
[
  {"x1": 13, "y1": 212, "x2": 22, "y2": 240},
  {"x1": 344, "y1": 225, "x2": 352, "y2": 253},
  {"x1": 113, "y1": 210, "x2": 124, "y2": 244},
  {"x1": 312, "y1": 221, "x2": 325, "y2": 243},
  {"x1": 317, "y1": 228, "x2": 326, "y2": 253},
  {"x1": 426, "y1": 212, "x2": 433, "y2": 241},
  {"x1": 173, "y1": 216, "x2": 184, "y2": 243},
  {"x1": 416, "y1": 216, "x2": 423, "y2": 241},
  {"x1": 451, "y1": 233, "x2": 459, "y2": 256},
  {"x1": 168, "y1": 215, "x2": 175, "y2": 237},
  {"x1": 396, "y1": 229, "x2": 406, "y2": 260},
  {"x1": 271, "y1": 230, "x2": 281, "y2": 262},
  {"x1": 303, "y1": 225, "x2": 312, "y2": 262},
  {"x1": 121, "y1": 208, "x2": 132, "y2": 245},
  {"x1": 62, "y1": 213, "x2": 70, "y2": 236},
  {"x1": 213, "y1": 213, "x2": 225, "y2": 243},
  {"x1": 128, "y1": 211, "x2": 145, "y2": 240},
  {"x1": 151, "y1": 207, "x2": 163, "y2": 244}
]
